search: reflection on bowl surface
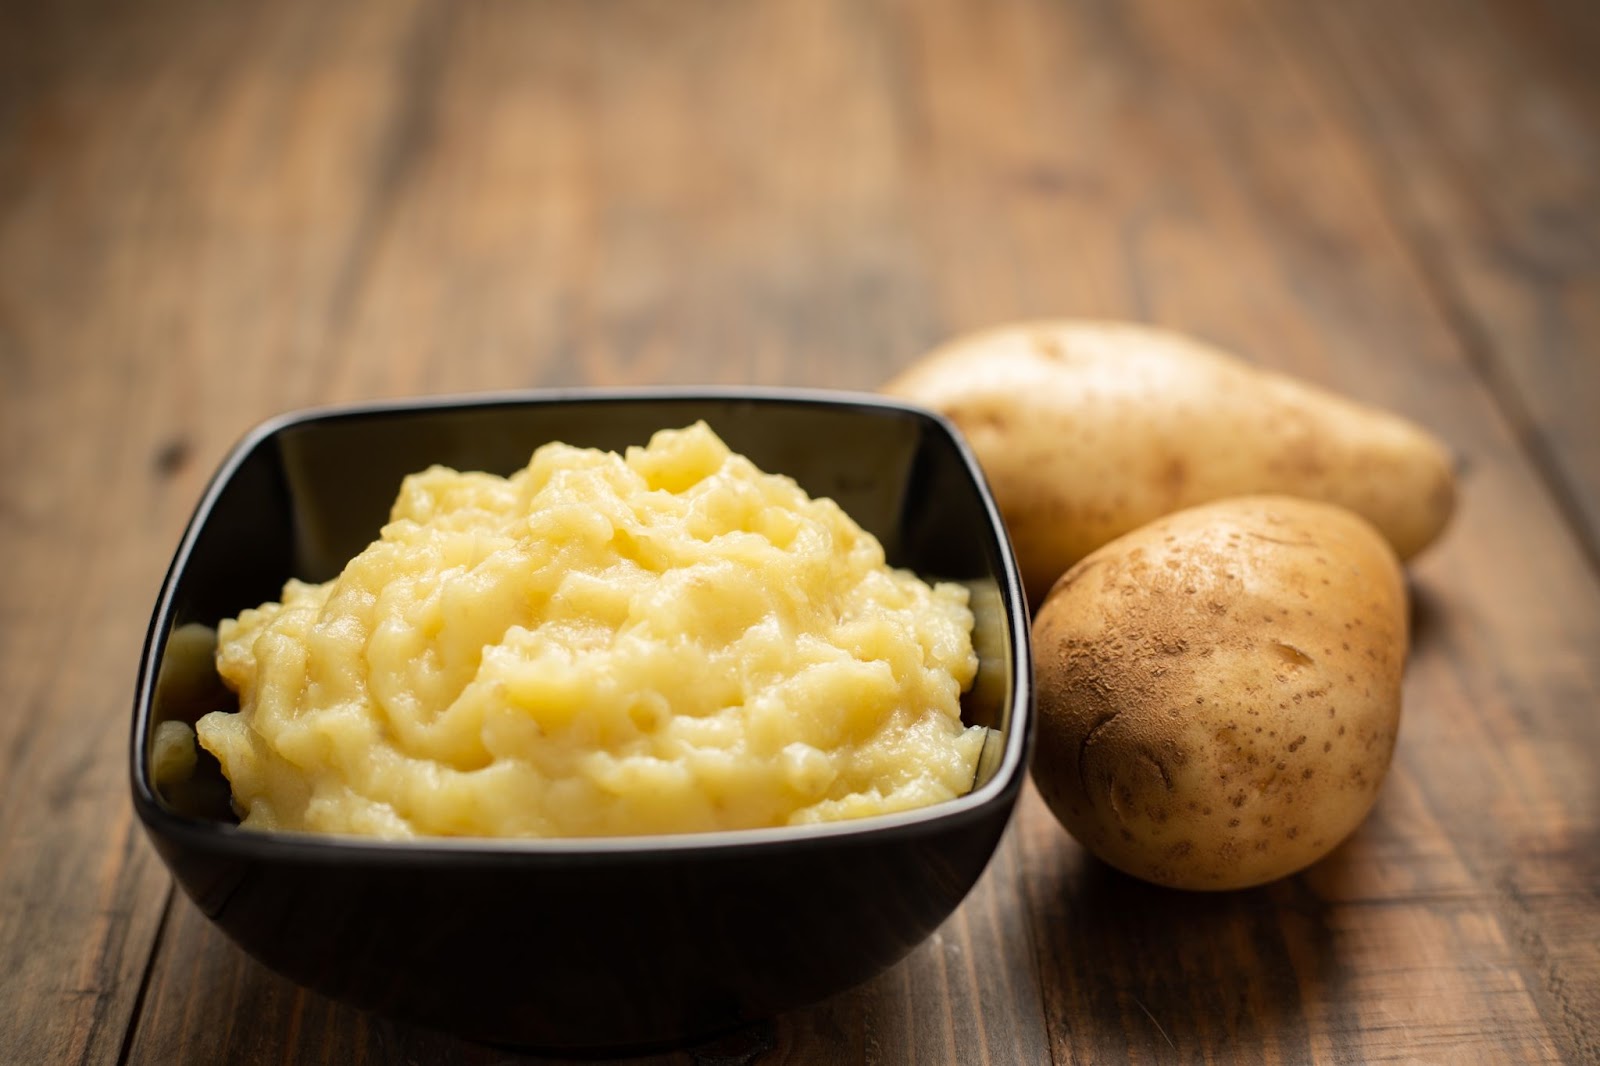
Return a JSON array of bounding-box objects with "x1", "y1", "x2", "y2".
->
[{"x1": 131, "y1": 388, "x2": 1033, "y2": 1052}]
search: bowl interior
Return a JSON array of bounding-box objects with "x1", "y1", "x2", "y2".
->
[{"x1": 134, "y1": 389, "x2": 1030, "y2": 841}]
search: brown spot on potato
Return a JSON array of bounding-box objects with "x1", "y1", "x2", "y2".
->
[
  {"x1": 1272, "y1": 642, "x2": 1315, "y2": 667},
  {"x1": 1161, "y1": 457, "x2": 1189, "y2": 496},
  {"x1": 960, "y1": 406, "x2": 1010, "y2": 435},
  {"x1": 1245, "y1": 531, "x2": 1314, "y2": 548},
  {"x1": 152, "y1": 436, "x2": 192, "y2": 478},
  {"x1": 1031, "y1": 332, "x2": 1067, "y2": 360}
]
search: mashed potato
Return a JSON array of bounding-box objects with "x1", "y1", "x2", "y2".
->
[{"x1": 196, "y1": 422, "x2": 984, "y2": 839}]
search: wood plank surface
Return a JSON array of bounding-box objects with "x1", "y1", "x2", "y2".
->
[
  {"x1": 1, "y1": 0, "x2": 1595, "y2": 1064},
  {"x1": 1294, "y1": 0, "x2": 1600, "y2": 567}
]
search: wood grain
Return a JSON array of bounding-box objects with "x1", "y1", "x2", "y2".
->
[
  {"x1": 1, "y1": 0, "x2": 1596, "y2": 1063},
  {"x1": 1292, "y1": 0, "x2": 1600, "y2": 567}
]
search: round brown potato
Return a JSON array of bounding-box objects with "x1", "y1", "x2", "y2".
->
[
  {"x1": 1030, "y1": 496, "x2": 1407, "y2": 890},
  {"x1": 883, "y1": 321, "x2": 1455, "y2": 604}
]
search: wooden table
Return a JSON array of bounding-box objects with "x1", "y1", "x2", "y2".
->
[{"x1": 4, "y1": 1, "x2": 1597, "y2": 1062}]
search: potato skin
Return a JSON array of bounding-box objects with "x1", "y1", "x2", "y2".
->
[
  {"x1": 883, "y1": 321, "x2": 1454, "y2": 604},
  {"x1": 1030, "y1": 496, "x2": 1407, "y2": 890}
]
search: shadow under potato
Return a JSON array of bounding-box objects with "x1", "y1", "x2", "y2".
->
[
  {"x1": 1033, "y1": 843, "x2": 1354, "y2": 1062},
  {"x1": 1406, "y1": 577, "x2": 1446, "y2": 661}
]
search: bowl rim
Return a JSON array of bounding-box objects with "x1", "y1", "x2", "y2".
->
[{"x1": 130, "y1": 386, "x2": 1033, "y2": 862}]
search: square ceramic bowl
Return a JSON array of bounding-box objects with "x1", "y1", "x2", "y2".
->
[{"x1": 130, "y1": 388, "x2": 1032, "y2": 1053}]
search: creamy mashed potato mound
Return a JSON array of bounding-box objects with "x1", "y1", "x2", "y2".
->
[{"x1": 196, "y1": 422, "x2": 984, "y2": 838}]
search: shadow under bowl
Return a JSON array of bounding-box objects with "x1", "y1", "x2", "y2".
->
[{"x1": 130, "y1": 388, "x2": 1033, "y2": 1053}]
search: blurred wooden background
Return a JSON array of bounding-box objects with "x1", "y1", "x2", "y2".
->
[{"x1": 2, "y1": 0, "x2": 1597, "y2": 1062}]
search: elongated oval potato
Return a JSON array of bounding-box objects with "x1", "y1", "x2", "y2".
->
[
  {"x1": 1031, "y1": 496, "x2": 1406, "y2": 890},
  {"x1": 883, "y1": 321, "x2": 1454, "y2": 603}
]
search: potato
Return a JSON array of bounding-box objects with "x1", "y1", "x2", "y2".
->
[
  {"x1": 882, "y1": 321, "x2": 1454, "y2": 604},
  {"x1": 1030, "y1": 496, "x2": 1406, "y2": 890}
]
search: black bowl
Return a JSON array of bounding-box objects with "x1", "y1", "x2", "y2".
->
[{"x1": 130, "y1": 388, "x2": 1033, "y2": 1053}]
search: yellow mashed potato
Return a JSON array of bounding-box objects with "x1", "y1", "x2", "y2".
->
[{"x1": 196, "y1": 422, "x2": 984, "y2": 839}]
